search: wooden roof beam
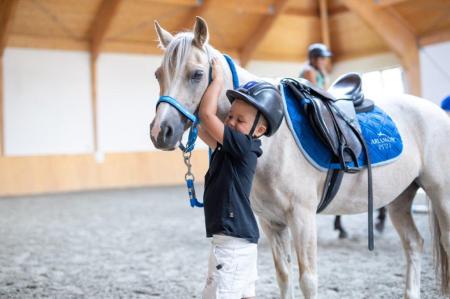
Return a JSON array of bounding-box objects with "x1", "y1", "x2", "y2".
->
[
  {"x1": 419, "y1": 27, "x2": 450, "y2": 47},
  {"x1": 373, "y1": 0, "x2": 410, "y2": 7},
  {"x1": 144, "y1": 0, "x2": 317, "y2": 18},
  {"x1": 342, "y1": 0, "x2": 421, "y2": 96},
  {"x1": 89, "y1": 0, "x2": 122, "y2": 61},
  {"x1": 179, "y1": 0, "x2": 213, "y2": 31},
  {"x1": 0, "y1": 0, "x2": 19, "y2": 57},
  {"x1": 239, "y1": 0, "x2": 290, "y2": 67}
]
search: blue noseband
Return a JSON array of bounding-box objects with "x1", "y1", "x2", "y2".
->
[{"x1": 158, "y1": 96, "x2": 198, "y2": 124}]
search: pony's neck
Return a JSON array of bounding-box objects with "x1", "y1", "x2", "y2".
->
[{"x1": 216, "y1": 54, "x2": 259, "y2": 120}]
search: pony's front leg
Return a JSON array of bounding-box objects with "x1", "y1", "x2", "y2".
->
[
  {"x1": 260, "y1": 218, "x2": 293, "y2": 299},
  {"x1": 290, "y1": 205, "x2": 318, "y2": 299}
]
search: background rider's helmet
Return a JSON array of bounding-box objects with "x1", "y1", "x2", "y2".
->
[
  {"x1": 308, "y1": 43, "x2": 332, "y2": 60},
  {"x1": 226, "y1": 81, "x2": 284, "y2": 137}
]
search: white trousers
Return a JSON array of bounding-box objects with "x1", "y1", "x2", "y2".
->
[{"x1": 202, "y1": 235, "x2": 258, "y2": 299}]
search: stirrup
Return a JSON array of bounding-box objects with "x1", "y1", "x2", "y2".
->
[{"x1": 339, "y1": 144, "x2": 360, "y2": 173}]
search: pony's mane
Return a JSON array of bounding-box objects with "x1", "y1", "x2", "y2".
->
[{"x1": 160, "y1": 32, "x2": 212, "y2": 83}]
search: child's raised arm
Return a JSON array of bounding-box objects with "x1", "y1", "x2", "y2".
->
[
  {"x1": 199, "y1": 57, "x2": 225, "y2": 144},
  {"x1": 198, "y1": 124, "x2": 217, "y2": 150}
]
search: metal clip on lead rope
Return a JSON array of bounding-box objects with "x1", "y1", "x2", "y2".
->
[{"x1": 183, "y1": 151, "x2": 204, "y2": 208}]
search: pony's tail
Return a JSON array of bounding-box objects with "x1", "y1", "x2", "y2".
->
[{"x1": 430, "y1": 202, "x2": 450, "y2": 295}]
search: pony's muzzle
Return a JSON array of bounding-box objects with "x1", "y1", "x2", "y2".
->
[{"x1": 150, "y1": 120, "x2": 178, "y2": 150}]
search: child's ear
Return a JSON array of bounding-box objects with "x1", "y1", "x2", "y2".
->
[{"x1": 255, "y1": 125, "x2": 267, "y2": 138}]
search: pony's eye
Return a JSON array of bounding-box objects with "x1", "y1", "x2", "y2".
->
[{"x1": 191, "y1": 70, "x2": 204, "y2": 82}]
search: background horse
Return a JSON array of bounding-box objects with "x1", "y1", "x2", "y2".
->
[
  {"x1": 149, "y1": 17, "x2": 450, "y2": 299},
  {"x1": 335, "y1": 207, "x2": 387, "y2": 239}
]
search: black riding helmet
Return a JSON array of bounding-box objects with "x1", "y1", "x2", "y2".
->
[
  {"x1": 226, "y1": 81, "x2": 284, "y2": 137},
  {"x1": 308, "y1": 43, "x2": 332, "y2": 60}
]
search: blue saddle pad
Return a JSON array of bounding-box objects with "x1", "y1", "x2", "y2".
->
[{"x1": 280, "y1": 80, "x2": 403, "y2": 171}]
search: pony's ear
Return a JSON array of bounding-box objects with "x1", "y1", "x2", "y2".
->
[
  {"x1": 154, "y1": 20, "x2": 174, "y2": 49},
  {"x1": 193, "y1": 16, "x2": 209, "y2": 48}
]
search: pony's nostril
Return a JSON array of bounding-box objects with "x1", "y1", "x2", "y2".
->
[
  {"x1": 166, "y1": 126, "x2": 173, "y2": 138},
  {"x1": 160, "y1": 121, "x2": 174, "y2": 142}
]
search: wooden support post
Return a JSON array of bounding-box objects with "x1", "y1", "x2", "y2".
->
[
  {"x1": 319, "y1": 0, "x2": 330, "y2": 48},
  {"x1": 0, "y1": 0, "x2": 19, "y2": 57},
  {"x1": 90, "y1": 0, "x2": 122, "y2": 61},
  {"x1": 0, "y1": 0, "x2": 19, "y2": 156},
  {"x1": 0, "y1": 57, "x2": 4, "y2": 156},
  {"x1": 88, "y1": 0, "x2": 122, "y2": 154},
  {"x1": 90, "y1": 55, "x2": 98, "y2": 154}
]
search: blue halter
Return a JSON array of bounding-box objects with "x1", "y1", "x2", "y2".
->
[
  {"x1": 156, "y1": 53, "x2": 239, "y2": 153},
  {"x1": 156, "y1": 53, "x2": 239, "y2": 207},
  {"x1": 157, "y1": 95, "x2": 199, "y2": 153}
]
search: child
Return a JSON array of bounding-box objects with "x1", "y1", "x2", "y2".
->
[{"x1": 198, "y1": 58, "x2": 284, "y2": 299}]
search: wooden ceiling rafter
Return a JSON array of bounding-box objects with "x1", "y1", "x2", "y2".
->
[
  {"x1": 342, "y1": 0, "x2": 421, "y2": 95},
  {"x1": 239, "y1": 0, "x2": 290, "y2": 67},
  {"x1": 2, "y1": 0, "x2": 449, "y2": 70},
  {"x1": 384, "y1": 6, "x2": 416, "y2": 36},
  {"x1": 142, "y1": 0, "x2": 319, "y2": 18},
  {"x1": 29, "y1": 0, "x2": 79, "y2": 39},
  {"x1": 373, "y1": 0, "x2": 410, "y2": 7},
  {"x1": 178, "y1": 0, "x2": 213, "y2": 31},
  {"x1": 419, "y1": 27, "x2": 450, "y2": 47},
  {"x1": 89, "y1": 0, "x2": 123, "y2": 61}
]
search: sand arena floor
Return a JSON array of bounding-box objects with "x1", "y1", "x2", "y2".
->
[{"x1": 0, "y1": 186, "x2": 444, "y2": 298}]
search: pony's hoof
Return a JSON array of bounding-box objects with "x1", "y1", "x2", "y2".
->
[
  {"x1": 375, "y1": 221, "x2": 385, "y2": 233},
  {"x1": 338, "y1": 230, "x2": 348, "y2": 239}
]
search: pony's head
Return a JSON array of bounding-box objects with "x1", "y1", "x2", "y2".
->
[{"x1": 150, "y1": 17, "x2": 214, "y2": 150}]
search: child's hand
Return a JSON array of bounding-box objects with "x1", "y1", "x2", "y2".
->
[{"x1": 211, "y1": 57, "x2": 224, "y2": 83}]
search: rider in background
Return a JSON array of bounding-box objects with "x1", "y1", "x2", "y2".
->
[{"x1": 299, "y1": 43, "x2": 332, "y2": 89}]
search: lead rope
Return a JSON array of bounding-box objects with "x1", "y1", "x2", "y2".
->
[{"x1": 183, "y1": 150, "x2": 203, "y2": 207}]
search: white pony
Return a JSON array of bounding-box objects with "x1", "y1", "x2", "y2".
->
[{"x1": 149, "y1": 17, "x2": 450, "y2": 299}]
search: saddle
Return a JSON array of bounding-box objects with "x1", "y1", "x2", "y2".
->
[{"x1": 284, "y1": 73, "x2": 375, "y2": 250}]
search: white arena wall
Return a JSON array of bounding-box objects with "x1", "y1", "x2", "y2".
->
[{"x1": 1, "y1": 44, "x2": 447, "y2": 195}]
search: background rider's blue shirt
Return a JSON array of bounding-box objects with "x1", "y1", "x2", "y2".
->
[
  {"x1": 441, "y1": 95, "x2": 450, "y2": 111},
  {"x1": 203, "y1": 126, "x2": 262, "y2": 243}
]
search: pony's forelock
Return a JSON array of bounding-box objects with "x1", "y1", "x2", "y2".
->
[{"x1": 161, "y1": 31, "x2": 212, "y2": 85}]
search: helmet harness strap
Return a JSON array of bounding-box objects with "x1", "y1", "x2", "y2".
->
[{"x1": 249, "y1": 111, "x2": 261, "y2": 138}]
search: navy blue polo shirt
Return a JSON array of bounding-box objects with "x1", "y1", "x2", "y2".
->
[{"x1": 203, "y1": 126, "x2": 263, "y2": 243}]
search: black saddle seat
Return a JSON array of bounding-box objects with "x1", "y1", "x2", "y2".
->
[{"x1": 328, "y1": 73, "x2": 374, "y2": 113}]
